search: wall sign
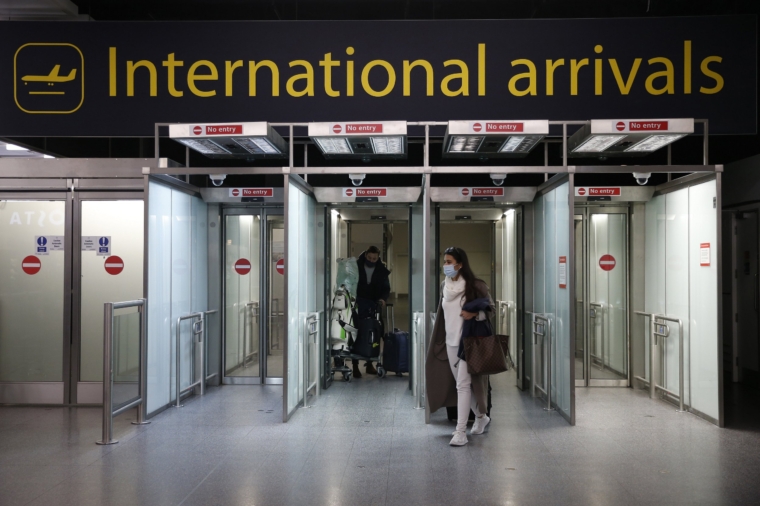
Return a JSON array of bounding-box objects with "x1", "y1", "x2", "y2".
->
[
  {"x1": 234, "y1": 258, "x2": 251, "y2": 275},
  {"x1": 21, "y1": 255, "x2": 41, "y2": 275},
  {"x1": 104, "y1": 255, "x2": 124, "y2": 275},
  {"x1": 229, "y1": 188, "x2": 273, "y2": 197},
  {"x1": 576, "y1": 187, "x2": 621, "y2": 197},
  {"x1": 0, "y1": 17, "x2": 755, "y2": 136},
  {"x1": 700, "y1": 243, "x2": 711, "y2": 266},
  {"x1": 599, "y1": 254, "x2": 617, "y2": 271},
  {"x1": 559, "y1": 256, "x2": 567, "y2": 289},
  {"x1": 34, "y1": 235, "x2": 64, "y2": 255},
  {"x1": 82, "y1": 236, "x2": 111, "y2": 256},
  {"x1": 343, "y1": 188, "x2": 386, "y2": 197}
]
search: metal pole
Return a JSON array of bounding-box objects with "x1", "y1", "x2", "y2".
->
[
  {"x1": 132, "y1": 299, "x2": 150, "y2": 426},
  {"x1": 531, "y1": 317, "x2": 536, "y2": 398},
  {"x1": 702, "y1": 119, "x2": 709, "y2": 165},
  {"x1": 97, "y1": 303, "x2": 118, "y2": 445},
  {"x1": 650, "y1": 315, "x2": 656, "y2": 399},
  {"x1": 546, "y1": 318, "x2": 552, "y2": 409},
  {"x1": 199, "y1": 313, "x2": 205, "y2": 397},
  {"x1": 562, "y1": 123, "x2": 567, "y2": 168},
  {"x1": 175, "y1": 316, "x2": 183, "y2": 408},
  {"x1": 678, "y1": 318, "x2": 685, "y2": 412}
]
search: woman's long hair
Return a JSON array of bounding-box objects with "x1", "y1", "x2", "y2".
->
[{"x1": 444, "y1": 246, "x2": 484, "y2": 303}]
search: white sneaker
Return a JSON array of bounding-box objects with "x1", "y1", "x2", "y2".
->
[
  {"x1": 449, "y1": 430, "x2": 468, "y2": 446},
  {"x1": 471, "y1": 415, "x2": 490, "y2": 435}
]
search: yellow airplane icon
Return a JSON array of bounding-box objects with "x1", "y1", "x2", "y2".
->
[{"x1": 22, "y1": 65, "x2": 77, "y2": 83}]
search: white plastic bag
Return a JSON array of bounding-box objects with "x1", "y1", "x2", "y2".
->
[{"x1": 335, "y1": 257, "x2": 359, "y2": 299}]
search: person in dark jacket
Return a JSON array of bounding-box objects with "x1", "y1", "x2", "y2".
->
[{"x1": 353, "y1": 246, "x2": 391, "y2": 378}]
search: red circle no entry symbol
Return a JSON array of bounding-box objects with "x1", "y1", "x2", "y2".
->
[
  {"x1": 234, "y1": 258, "x2": 251, "y2": 275},
  {"x1": 473, "y1": 123, "x2": 482, "y2": 132},
  {"x1": 461, "y1": 188, "x2": 470, "y2": 196},
  {"x1": 599, "y1": 254, "x2": 616, "y2": 271},
  {"x1": 578, "y1": 188, "x2": 587, "y2": 196},
  {"x1": 105, "y1": 256, "x2": 125, "y2": 275},
  {"x1": 232, "y1": 189, "x2": 240, "y2": 196},
  {"x1": 276, "y1": 258, "x2": 284, "y2": 275},
  {"x1": 333, "y1": 124, "x2": 342, "y2": 134},
  {"x1": 345, "y1": 188, "x2": 353, "y2": 196},
  {"x1": 193, "y1": 126, "x2": 203, "y2": 135},
  {"x1": 22, "y1": 255, "x2": 41, "y2": 275},
  {"x1": 615, "y1": 122, "x2": 626, "y2": 131}
]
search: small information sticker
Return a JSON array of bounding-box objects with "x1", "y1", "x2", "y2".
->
[
  {"x1": 35, "y1": 236, "x2": 64, "y2": 256},
  {"x1": 559, "y1": 256, "x2": 567, "y2": 288},
  {"x1": 700, "y1": 243, "x2": 711, "y2": 266},
  {"x1": 82, "y1": 236, "x2": 112, "y2": 256}
]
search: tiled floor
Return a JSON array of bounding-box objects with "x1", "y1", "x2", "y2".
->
[{"x1": 1, "y1": 372, "x2": 760, "y2": 506}]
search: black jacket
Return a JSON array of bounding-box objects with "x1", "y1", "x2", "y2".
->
[{"x1": 356, "y1": 252, "x2": 391, "y2": 303}]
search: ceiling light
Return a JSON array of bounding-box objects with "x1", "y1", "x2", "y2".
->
[
  {"x1": 315, "y1": 137, "x2": 353, "y2": 154},
  {"x1": 449, "y1": 136, "x2": 483, "y2": 152},
  {"x1": 625, "y1": 134, "x2": 687, "y2": 152},
  {"x1": 233, "y1": 137, "x2": 281, "y2": 155},
  {"x1": 500, "y1": 136, "x2": 543, "y2": 153},
  {"x1": 371, "y1": 136, "x2": 403, "y2": 154},
  {"x1": 43, "y1": 155, "x2": 54, "y2": 159},
  {"x1": 5, "y1": 144, "x2": 27, "y2": 151},
  {"x1": 572, "y1": 135, "x2": 626, "y2": 153},
  {"x1": 177, "y1": 138, "x2": 230, "y2": 155},
  {"x1": 443, "y1": 120, "x2": 548, "y2": 158}
]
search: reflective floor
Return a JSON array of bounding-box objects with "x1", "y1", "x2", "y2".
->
[{"x1": 2, "y1": 372, "x2": 760, "y2": 505}]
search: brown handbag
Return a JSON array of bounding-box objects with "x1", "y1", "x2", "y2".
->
[{"x1": 464, "y1": 334, "x2": 511, "y2": 375}]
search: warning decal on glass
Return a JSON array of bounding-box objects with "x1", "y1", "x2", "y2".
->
[
  {"x1": 559, "y1": 256, "x2": 567, "y2": 288},
  {"x1": 700, "y1": 243, "x2": 711, "y2": 266}
]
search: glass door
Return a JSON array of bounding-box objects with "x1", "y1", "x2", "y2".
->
[
  {"x1": 0, "y1": 195, "x2": 70, "y2": 404},
  {"x1": 265, "y1": 212, "x2": 285, "y2": 382},
  {"x1": 576, "y1": 206, "x2": 629, "y2": 387}
]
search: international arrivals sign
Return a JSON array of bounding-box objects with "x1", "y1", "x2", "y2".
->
[{"x1": 0, "y1": 17, "x2": 755, "y2": 137}]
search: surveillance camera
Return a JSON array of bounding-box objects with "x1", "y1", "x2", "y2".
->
[
  {"x1": 349, "y1": 173, "x2": 366, "y2": 187},
  {"x1": 209, "y1": 174, "x2": 227, "y2": 187},
  {"x1": 632, "y1": 172, "x2": 651, "y2": 186},
  {"x1": 490, "y1": 173, "x2": 507, "y2": 187}
]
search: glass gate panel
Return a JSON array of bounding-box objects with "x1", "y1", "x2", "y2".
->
[
  {"x1": 266, "y1": 215, "x2": 285, "y2": 379},
  {"x1": 224, "y1": 214, "x2": 261, "y2": 379},
  {"x1": 79, "y1": 200, "x2": 144, "y2": 385},
  {"x1": 574, "y1": 215, "x2": 585, "y2": 385},
  {"x1": 588, "y1": 213, "x2": 628, "y2": 382},
  {"x1": 0, "y1": 200, "x2": 66, "y2": 386}
]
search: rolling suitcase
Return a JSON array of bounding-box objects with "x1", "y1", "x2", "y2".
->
[{"x1": 383, "y1": 305, "x2": 410, "y2": 375}]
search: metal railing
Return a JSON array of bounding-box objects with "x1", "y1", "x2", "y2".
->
[
  {"x1": 589, "y1": 302, "x2": 605, "y2": 371},
  {"x1": 497, "y1": 301, "x2": 511, "y2": 335},
  {"x1": 242, "y1": 301, "x2": 259, "y2": 368},
  {"x1": 412, "y1": 311, "x2": 425, "y2": 410},
  {"x1": 634, "y1": 311, "x2": 686, "y2": 412},
  {"x1": 530, "y1": 313, "x2": 554, "y2": 411},
  {"x1": 303, "y1": 312, "x2": 321, "y2": 408},
  {"x1": 175, "y1": 309, "x2": 218, "y2": 408},
  {"x1": 97, "y1": 299, "x2": 149, "y2": 445}
]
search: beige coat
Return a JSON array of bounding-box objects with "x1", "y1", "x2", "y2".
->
[{"x1": 425, "y1": 279, "x2": 494, "y2": 416}]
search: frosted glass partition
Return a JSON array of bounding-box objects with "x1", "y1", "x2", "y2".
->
[
  {"x1": 0, "y1": 200, "x2": 66, "y2": 382},
  {"x1": 502, "y1": 210, "x2": 518, "y2": 363},
  {"x1": 147, "y1": 181, "x2": 208, "y2": 415},
  {"x1": 533, "y1": 180, "x2": 573, "y2": 422},
  {"x1": 80, "y1": 200, "x2": 144, "y2": 382},
  {"x1": 285, "y1": 179, "x2": 316, "y2": 419},
  {"x1": 643, "y1": 179, "x2": 719, "y2": 424}
]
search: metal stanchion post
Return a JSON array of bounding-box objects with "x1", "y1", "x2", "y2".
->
[
  {"x1": 97, "y1": 302, "x2": 118, "y2": 445},
  {"x1": 132, "y1": 299, "x2": 150, "y2": 426}
]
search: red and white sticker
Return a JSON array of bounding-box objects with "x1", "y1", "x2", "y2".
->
[
  {"x1": 276, "y1": 258, "x2": 284, "y2": 275},
  {"x1": 486, "y1": 122, "x2": 524, "y2": 133},
  {"x1": 575, "y1": 187, "x2": 621, "y2": 197},
  {"x1": 559, "y1": 256, "x2": 567, "y2": 289},
  {"x1": 613, "y1": 121, "x2": 669, "y2": 132},
  {"x1": 472, "y1": 123, "x2": 482, "y2": 132},
  {"x1": 229, "y1": 188, "x2": 273, "y2": 198},
  {"x1": 700, "y1": 243, "x2": 711, "y2": 266},
  {"x1": 104, "y1": 256, "x2": 124, "y2": 275},
  {"x1": 22, "y1": 255, "x2": 41, "y2": 275},
  {"x1": 472, "y1": 187, "x2": 504, "y2": 197},
  {"x1": 192, "y1": 124, "x2": 243, "y2": 136},
  {"x1": 345, "y1": 123, "x2": 383, "y2": 134},
  {"x1": 599, "y1": 254, "x2": 616, "y2": 271},
  {"x1": 343, "y1": 188, "x2": 386, "y2": 197},
  {"x1": 461, "y1": 188, "x2": 470, "y2": 196},
  {"x1": 234, "y1": 258, "x2": 251, "y2": 275}
]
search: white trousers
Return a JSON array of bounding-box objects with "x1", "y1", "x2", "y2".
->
[{"x1": 446, "y1": 345, "x2": 481, "y2": 432}]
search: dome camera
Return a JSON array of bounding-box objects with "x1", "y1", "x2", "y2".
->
[
  {"x1": 632, "y1": 172, "x2": 651, "y2": 186},
  {"x1": 349, "y1": 173, "x2": 366, "y2": 187},
  {"x1": 490, "y1": 173, "x2": 507, "y2": 187},
  {"x1": 209, "y1": 174, "x2": 227, "y2": 187}
]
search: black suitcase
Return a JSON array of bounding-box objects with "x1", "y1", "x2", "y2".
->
[
  {"x1": 382, "y1": 305, "x2": 410, "y2": 374},
  {"x1": 352, "y1": 315, "x2": 381, "y2": 358}
]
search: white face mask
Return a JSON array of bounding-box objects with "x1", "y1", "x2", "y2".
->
[{"x1": 443, "y1": 264, "x2": 458, "y2": 278}]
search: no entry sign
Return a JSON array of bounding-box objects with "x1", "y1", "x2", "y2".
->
[
  {"x1": 22, "y1": 255, "x2": 41, "y2": 275},
  {"x1": 599, "y1": 254, "x2": 616, "y2": 271},
  {"x1": 276, "y1": 258, "x2": 284, "y2": 275},
  {"x1": 234, "y1": 258, "x2": 252, "y2": 275},
  {"x1": 105, "y1": 256, "x2": 125, "y2": 275}
]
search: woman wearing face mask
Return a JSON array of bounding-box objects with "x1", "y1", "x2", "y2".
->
[{"x1": 425, "y1": 246, "x2": 494, "y2": 446}]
